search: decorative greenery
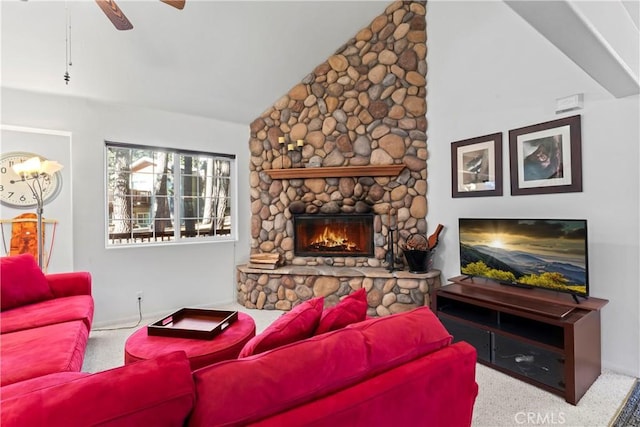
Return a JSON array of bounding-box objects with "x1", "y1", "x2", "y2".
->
[
  {"x1": 519, "y1": 272, "x2": 568, "y2": 287},
  {"x1": 461, "y1": 261, "x2": 516, "y2": 282},
  {"x1": 461, "y1": 261, "x2": 586, "y2": 294}
]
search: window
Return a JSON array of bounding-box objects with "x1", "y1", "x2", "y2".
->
[
  {"x1": 135, "y1": 212, "x2": 150, "y2": 227},
  {"x1": 106, "y1": 142, "x2": 235, "y2": 246}
]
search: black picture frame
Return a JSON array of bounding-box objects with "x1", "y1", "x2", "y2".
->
[
  {"x1": 509, "y1": 115, "x2": 582, "y2": 196},
  {"x1": 451, "y1": 133, "x2": 503, "y2": 198}
]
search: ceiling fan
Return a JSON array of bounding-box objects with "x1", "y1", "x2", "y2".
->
[{"x1": 95, "y1": 0, "x2": 185, "y2": 31}]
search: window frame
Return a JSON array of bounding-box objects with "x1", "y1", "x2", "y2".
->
[{"x1": 104, "y1": 141, "x2": 237, "y2": 248}]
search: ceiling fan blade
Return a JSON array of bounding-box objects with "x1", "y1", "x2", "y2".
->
[
  {"x1": 94, "y1": 0, "x2": 133, "y2": 31},
  {"x1": 160, "y1": 0, "x2": 186, "y2": 10}
]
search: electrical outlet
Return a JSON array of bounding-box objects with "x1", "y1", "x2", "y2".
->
[{"x1": 136, "y1": 291, "x2": 143, "y2": 302}]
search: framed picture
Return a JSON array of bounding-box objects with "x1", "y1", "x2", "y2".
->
[
  {"x1": 509, "y1": 115, "x2": 582, "y2": 196},
  {"x1": 451, "y1": 133, "x2": 503, "y2": 198}
]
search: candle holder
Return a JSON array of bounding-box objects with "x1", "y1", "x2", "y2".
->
[
  {"x1": 297, "y1": 140, "x2": 306, "y2": 167},
  {"x1": 278, "y1": 136, "x2": 287, "y2": 168},
  {"x1": 278, "y1": 136, "x2": 305, "y2": 168}
]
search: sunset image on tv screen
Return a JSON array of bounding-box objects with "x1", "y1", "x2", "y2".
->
[{"x1": 459, "y1": 219, "x2": 588, "y2": 296}]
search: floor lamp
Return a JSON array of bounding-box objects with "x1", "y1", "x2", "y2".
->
[{"x1": 12, "y1": 157, "x2": 63, "y2": 269}]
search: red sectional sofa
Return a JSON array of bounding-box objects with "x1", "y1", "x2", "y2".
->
[
  {"x1": 0, "y1": 254, "x2": 94, "y2": 387},
  {"x1": 1, "y1": 302, "x2": 478, "y2": 426}
]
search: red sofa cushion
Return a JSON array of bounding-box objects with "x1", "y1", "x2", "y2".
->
[
  {"x1": 347, "y1": 305, "x2": 453, "y2": 371},
  {"x1": 46, "y1": 271, "x2": 92, "y2": 298},
  {"x1": 0, "y1": 295, "x2": 94, "y2": 334},
  {"x1": 0, "y1": 320, "x2": 89, "y2": 386},
  {"x1": 189, "y1": 306, "x2": 452, "y2": 426},
  {"x1": 238, "y1": 297, "x2": 324, "y2": 357},
  {"x1": 1, "y1": 254, "x2": 53, "y2": 311},
  {"x1": 315, "y1": 288, "x2": 367, "y2": 334},
  {"x1": 190, "y1": 328, "x2": 369, "y2": 426},
  {"x1": 250, "y1": 342, "x2": 478, "y2": 427},
  {"x1": 0, "y1": 351, "x2": 196, "y2": 427},
  {"x1": 0, "y1": 372, "x2": 89, "y2": 400}
]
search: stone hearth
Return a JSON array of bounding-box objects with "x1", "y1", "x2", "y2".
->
[{"x1": 237, "y1": 265, "x2": 440, "y2": 316}]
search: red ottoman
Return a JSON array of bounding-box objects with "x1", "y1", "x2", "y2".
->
[{"x1": 124, "y1": 312, "x2": 256, "y2": 370}]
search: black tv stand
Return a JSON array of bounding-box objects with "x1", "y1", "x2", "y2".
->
[{"x1": 434, "y1": 276, "x2": 608, "y2": 405}]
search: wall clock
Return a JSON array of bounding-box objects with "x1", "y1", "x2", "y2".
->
[{"x1": 0, "y1": 152, "x2": 63, "y2": 209}]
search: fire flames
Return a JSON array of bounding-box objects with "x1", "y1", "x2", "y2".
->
[{"x1": 308, "y1": 226, "x2": 360, "y2": 252}]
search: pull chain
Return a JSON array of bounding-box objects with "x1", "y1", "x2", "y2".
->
[{"x1": 64, "y1": 1, "x2": 72, "y2": 84}]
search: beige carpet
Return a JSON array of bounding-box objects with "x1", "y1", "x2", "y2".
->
[
  {"x1": 83, "y1": 303, "x2": 636, "y2": 427},
  {"x1": 473, "y1": 364, "x2": 635, "y2": 426}
]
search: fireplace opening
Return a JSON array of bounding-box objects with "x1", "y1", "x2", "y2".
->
[{"x1": 294, "y1": 214, "x2": 374, "y2": 257}]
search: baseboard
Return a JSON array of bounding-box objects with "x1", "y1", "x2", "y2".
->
[{"x1": 91, "y1": 300, "x2": 238, "y2": 330}]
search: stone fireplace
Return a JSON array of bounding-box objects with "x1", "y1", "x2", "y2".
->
[{"x1": 237, "y1": 1, "x2": 439, "y2": 316}]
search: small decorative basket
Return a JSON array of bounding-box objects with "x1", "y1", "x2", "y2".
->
[{"x1": 401, "y1": 234, "x2": 430, "y2": 274}]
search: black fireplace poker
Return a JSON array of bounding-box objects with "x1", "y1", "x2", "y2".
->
[{"x1": 387, "y1": 226, "x2": 397, "y2": 272}]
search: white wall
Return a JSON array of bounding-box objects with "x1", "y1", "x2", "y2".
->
[
  {"x1": 427, "y1": 1, "x2": 640, "y2": 376},
  {"x1": 0, "y1": 126, "x2": 73, "y2": 273},
  {"x1": 1, "y1": 88, "x2": 251, "y2": 327}
]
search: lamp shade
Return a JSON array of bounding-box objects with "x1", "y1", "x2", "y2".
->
[
  {"x1": 12, "y1": 156, "x2": 63, "y2": 176},
  {"x1": 12, "y1": 156, "x2": 41, "y2": 175},
  {"x1": 40, "y1": 160, "x2": 64, "y2": 175}
]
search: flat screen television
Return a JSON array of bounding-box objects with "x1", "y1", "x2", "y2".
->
[{"x1": 458, "y1": 218, "x2": 588, "y2": 297}]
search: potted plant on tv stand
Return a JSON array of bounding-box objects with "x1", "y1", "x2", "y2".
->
[{"x1": 401, "y1": 224, "x2": 444, "y2": 273}]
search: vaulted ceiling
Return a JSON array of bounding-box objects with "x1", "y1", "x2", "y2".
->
[
  {"x1": 505, "y1": 0, "x2": 639, "y2": 99},
  {"x1": 2, "y1": 1, "x2": 638, "y2": 125},
  {"x1": 1, "y1": 1, "x2": 385, "y2": 124}
]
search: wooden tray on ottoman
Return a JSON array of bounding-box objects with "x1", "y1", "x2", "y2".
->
[{"x1": 147, "y1": 308, "x2": 238, "y2": 340}]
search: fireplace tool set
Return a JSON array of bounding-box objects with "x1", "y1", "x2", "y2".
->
[{"x1": 386, "y1": 225, "x2": 400, "y2": 272}]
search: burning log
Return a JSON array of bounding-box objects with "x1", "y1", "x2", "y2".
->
[{"x1": 308, "y1": 226, "x2": 361, "y2": 253}]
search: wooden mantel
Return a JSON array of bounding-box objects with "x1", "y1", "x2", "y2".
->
[{"x1": 264, "y1": 164, "x2": 406, "y2": 179}]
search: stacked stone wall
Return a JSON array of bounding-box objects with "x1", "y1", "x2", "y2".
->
[{"x1": 248, "y1": 1, "x2": 428, "y2": 269}]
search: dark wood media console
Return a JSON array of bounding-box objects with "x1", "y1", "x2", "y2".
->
[{"x1": 434, "y1": 276, "x2": 608, "y2": 405}]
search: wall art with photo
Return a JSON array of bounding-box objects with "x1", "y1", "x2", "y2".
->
[
  {"x1": 451, "y1": 132, "x2": 503, "y2": 198},
  {"x1": 509, "y1": 115, "x2": 582, "y2": 196}
]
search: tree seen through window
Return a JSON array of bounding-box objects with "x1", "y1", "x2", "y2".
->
[{"x1": 106, "y1": 142, "x2": 234, "y2": 245}]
